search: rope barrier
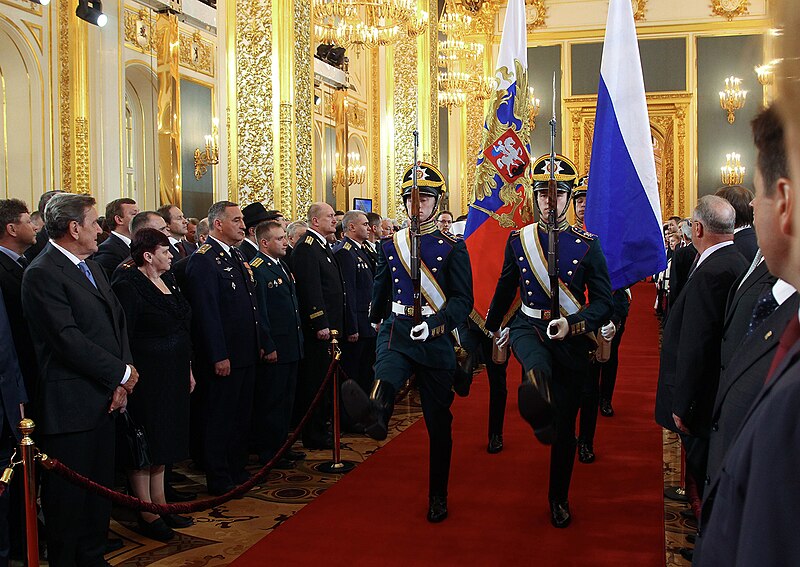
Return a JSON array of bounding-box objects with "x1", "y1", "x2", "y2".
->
[{"x1": 37, "y1": 355, "x2": 338, "y2": 514}]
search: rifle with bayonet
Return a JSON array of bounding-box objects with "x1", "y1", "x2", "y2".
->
[
  {"x1": 547, "y1": 73, "x2": 560, "y2": 320},
  {"x1": 410, "y1": 130, "x2": 422, "y2": 326}
]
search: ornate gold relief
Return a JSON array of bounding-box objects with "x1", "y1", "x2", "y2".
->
[
  {"x1": 179, "y1": 31, "x2": 215, "y2": 77},
  {"x1": 156, "y1": 13, "x2": 182, "y2": 207},
  {"x1": 22, "y1": 20, "x2": 43, "y2": 52},
  {"x1": 370, "y1": 48, "x2": 381, "y2": 214},
  {"x1": 631, "y1": 0, "x2": 646, "y2": 21},
  {"x1": 293, "y1": 0, "x2": 313, "y2": 219},
  {"x1": 393, "y1": 35, "x2": 418, "y2": 218},
  {"x1": 525, "y1": 0, "x2": 546, "y2": 31},
  {"x1": 0, "y1": 0, "x2": 42, "y2": 16},
  {"x1": 74, "y1": 117, "x2": 90, "y2": 192},
  {"x1": 58, "y1": 0, "x2": 72, "y2": 192},
  {"x1": 564, "y1": 93, "x2": 693, "y2": 219},
  {"x1": 464, "y1": 56, "x2": 485, "y2": 214},
  {"x1": 348, "y1": 101, "x2": 368, "y2": 131},
  {"x1": 124, "y1": 7, "x2": 156, "y2": 54},
  {"x1": 711, "y1": 0, "x2": 749, "y2": 21}
]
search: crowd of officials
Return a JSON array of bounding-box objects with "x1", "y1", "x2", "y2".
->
[{"x1": 0, "y1": 101, "x2": 799, "y2": 566}]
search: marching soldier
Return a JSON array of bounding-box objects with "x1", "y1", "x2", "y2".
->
[
  {"x1": 484, "y1": 154, "x2": 612, "y2": 528},
  {"x1": 342, "y1": 162, "x2": 473, "y2": 523}
]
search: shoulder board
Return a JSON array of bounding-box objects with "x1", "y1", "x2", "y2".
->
[
  {"x1": 305, "y1": 235, "x2": 314, "y2": 245},
  {"x1": 441, "y1": 232, "x2": 459, "y2": 244},
  {"x1": 510, "y1": 229, "x2": 520, "y2": 238},
  {"x1": 196, "y1": 244, "x2": 211, "y2": 254},
  {"x1": 120, "y1": 258, "x2": 135, "y2": 269},
  {"x1": 570, "y1": 226, "x2": 597, "y2": 240},
  {"x1": 250, "y1": 257, "x2": 264, "y2": 268},
  {"x1": 380, "y1": 234, "x2": 393, "y2": 241},
  {"x1": 343, "y1": 242, "x2": 352, "y2": 251}
]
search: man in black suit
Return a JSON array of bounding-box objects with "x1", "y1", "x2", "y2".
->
[
  {"x1": 173, "y1": 217, "x2": 209, "y2": 292},
  {"x1": 285, "y1": 220, "x2": 307, "y2": 261},
  {"x1": 0, "y1": 199, "x2": 38, "y2": 400},
  {"x1": 158, "y1": 204, "x2": 194, "y2": 259},
  {"x1": 694, "y1": 104, "x2": 800, "y2": 565},
  {"x1": 333, "y1": 210, "x2": 376, "y2": 395},
  {"x1": 364, "y1": 212, "x2": 381, "y2": 270},
  {"x1": 250, "y1": 220, "x2": 305, "y2": 467},
  {"x1": 667, "y1": 239, "x2": 697, "y2": 307},
  {"x1": 290, "y1": 202, "x2": 346, "y2": 449},
  {"x1": 110, "y1": 211, "x2": 170, "y2": 285},
  {"x1": 716, "y1": 184, "x2": 758, "y2": 264},
  {"x1": 22, "y1": 193, "x2": 138, "y2": 567},
  {"x1": 238, "y1": 203, "x2": 269, "y2": 262},
  {"x1": 92, "y1": 198, "x2": 138, "y2": 278},
  {"x1": 655, "y1": 196, "x2": 748, "y2": 524},
  {"x1": 184, "y1": 201, "x2": 260, "y2": 495},
  {"x1": 23, "y1": 190, "x2": 63, "y2": 263}
]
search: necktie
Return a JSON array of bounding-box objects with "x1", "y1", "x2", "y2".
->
[
  {"x1": 78, "y1": 261, "x2": 97, "y2": 288},
  {"x1": 737, "y1": 249, "x2": 763, "y2": 290},
  {"x1": 17, "y1": 255, "x2": 28, "y2": 269},
  {"x1": 765, "y1": 317, "x2": 800, "y2": 383},
  {"x1": 745, "y1": 290, "x2": 779, "y2": 338}
]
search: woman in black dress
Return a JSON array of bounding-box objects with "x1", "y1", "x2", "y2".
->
[{"x1": 113, "y1": 228, "x2": 193, "y2": 541}]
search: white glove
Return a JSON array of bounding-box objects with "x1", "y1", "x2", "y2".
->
[
  {"x1": 371, "y1": 321, "x2": 381, "y2": 332},
  {"x1": 547, "y1": 317, "x2": 569, "y2": 340},
  {"x1": 494, "y1": 327, "x2": 510, "y2": 349},
  {"x1": 600, "y1": 321, "x2": 616, "y2": 341},
  {"x1": 410, "y1": 322, "x2": 430, "y2": 341}
]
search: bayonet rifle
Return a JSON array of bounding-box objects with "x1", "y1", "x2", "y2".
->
[{"x1": 410, "y1": 130, "x2": 422, "y2": 326}]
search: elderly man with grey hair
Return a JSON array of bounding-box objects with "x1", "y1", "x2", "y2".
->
[
  {"x1": 655, "y1": 195, "x2": 749, "y2": 548},
  {"x1": 285, "y1": 220, "x2": 307, "y2": 260}
]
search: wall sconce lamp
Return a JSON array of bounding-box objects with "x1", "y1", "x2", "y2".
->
[
  {"x1": 346, "y1": 151, "x2": 366, "y2": 186},
  {"x1": 720, "y1": 152, "x2": 745, "y2": 186},
  {"x1": 755, "y1": 61, "x2": 779, "y2": 107},
  {"x1": 76, "y1": 0, "x2": 107, "y2": 27},
  {"x1": 719, "y1": 76, "x2": 746, "y2": 124},
  {"x1": 194, "y1": 118, "x2": 219, "y2": 180},
  {"x1": 528, "y1": 87, "x2": 541, "y2": 131}
]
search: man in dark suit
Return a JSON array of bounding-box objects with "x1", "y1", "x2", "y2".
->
[
  {"x1": 290, "y1": 202, "x2": 346, "y2": 449},
  {"x1": 0, "y1": 199, "x2": 39, "y2": 400},
  {"x1": 716, "y1": 184, "x2": 758, "y2": 263},
  {"x1": 333, "y1": 210, "x2": 377, "y2": 395},
  {"x1": 238, "y1": 203, "x2": 269, "y2": 262},
  {"x1": 655, "y1": 196, "x2": 748, "y2": 529},
  {"x1": 92, "y1": 198, "x2": 138, "y2": 278},
  {"x1": 250, "y1": 220, "x2": 305, "y2": 467},
  {"x1": 172, "y1": 217, "x2": 209, "y2": 292},
  {"x1": 285, "y1": 220, "x2": 307, "y2": 262},
  {"x1": 184, "y1": 201, "x2": 260, "y2": 495},
  {"x1": 23, "y1": 190, "x2": 63, "y2": 263},
  {"x1": 22, "y1": 193, "x2": 138, "y2": 567},
  {"x1": 158, "y1": 204, "x2": 194, "y2": 259},
  {"x1": 694, "y1": 104, "x2": 800, "y2": 565},
  {"x1": 667, "y1": 239, "x2": 697, "y2": 307},
  {"x1": 0, "y1": 290, "x2": 27, "y2": 567},
  {"x1": 363, "y1": 212, "x2": 381, "y2": 270}
]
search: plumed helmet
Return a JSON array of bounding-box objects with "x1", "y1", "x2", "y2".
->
[
  {"x1": 401, "y1": 162, "x2": 447, "y2": 199},
  {"x1": 573, "y1": 174, "x2": 589, "y2": 199},
  {"x1": 531, "y1": 154, "x2": 579, "y2": 194}
]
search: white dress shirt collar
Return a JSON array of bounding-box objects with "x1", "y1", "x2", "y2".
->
[
  {"x1": 111, "y1": 231, "x2": 132, "y2": 246},
  {"x1": 772, "y1": 280, "x2": 797, "y2": 306},
  {"x1": 306, "y1": 227, "x2": 329, "y2": 245},
  {"x1": 696, "y1": 240, "x2": 734, "y2": 268},
  {"x1": 49, "y1": 240, "x2": 83, "y2": 266},
  {"x1": 207, "y1": 235, "x2": 232, "y2": 255}
]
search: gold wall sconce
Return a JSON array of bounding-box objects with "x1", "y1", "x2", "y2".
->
[
  {"x1": 719, "y1": 76, "x2": 746, "y2": 124},
  {"x1": 528, "y1": 87, "x2": 541, "y2": 131},
  {"x1": 194, "y1": 118, "x2": 219, "y2": 180},
  {"x1": 720, "y1": 152, "x2": 745, "y2": 185},
  {"x1": 346, "y1": 151, "x2": 366, "y2": 186},
  {"x1": 755, "y1": 61, "x2": 779, "y2": 107}
]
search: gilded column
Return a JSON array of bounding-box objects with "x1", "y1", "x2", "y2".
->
[
  {"x1": 156, "y1": 13, "x2": 181, "y2": 207},
  {"x1": 393, "y1": 35, "x2": 418, "y2": 219},
  {"x1": 58, "y1": 0, "x2": 91, "y2": 193},
  {"x1": 272, "y1": 0, "x2": 293, "y2": 214},
  {"x1": 332, "y1": 90, "x2": 349, "y2": 212},
  {"x1": 369, "y1": 48, "x2": 381, "y2": 214},
  {"x1": 292, "y1": 0, "x2": 313, "y2": 219},
  {"x1": 415, "y1": 0, "x2": 438, "y2": 165}
]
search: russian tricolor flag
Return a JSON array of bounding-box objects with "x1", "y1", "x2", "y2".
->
[
  {"x1": 586, "y1": 0, "x2": 667, "y2": 289},
  {"x1": 464, "y1": 0, "x2": 530, "y2": 326}
]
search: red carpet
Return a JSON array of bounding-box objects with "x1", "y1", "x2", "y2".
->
[{"x1": 234, "y1": 283, "x2": 663, "y2": 566}]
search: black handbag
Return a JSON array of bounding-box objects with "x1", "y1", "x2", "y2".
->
[{"x1": 117, "y1": 410, "x2": 152, "y2": 470}]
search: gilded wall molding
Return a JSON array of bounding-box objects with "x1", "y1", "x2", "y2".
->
[
  {"x1": 292, "y1": 0, "x2": 313, "y2": 219},
  {"x1": 711, "y1": 0, "x2": 749, "y2": 21},
  {"x1": 279, "y1": 101, "x2": 294, "y2": 214},
  {"x1": 123, "y1": 8, "x2": 156, "y2": 54},
  {"x1": 179, "y1": 31, "x2": 215, "y2": 78},
  {"x1": 370, "y1": 48, "x2": 381, "y2": 214},
  {"x1": 0, "y1": 0, "x2": 42, "y2": 16},
  {"x1": 392, "y1": 35, "x2": 418, "y2": 219},
  {"x1": 525, "y1": 0, "x2": 547, "y2": 31},
  {"x1": 75, "y1": 116, "x2": 90, "y2": 192},
  {"x1": 427, "y1": 0, "x2": 439, "y2": 167},
  {"x1": 631, "y1": 0, "x2": 646, "y2": 21},
  {"x1": 21, "y1": 20, "x2": 43, "y2": 51},
  {"x1": 58, "y1": 0, "x2": 72, "y2": 192},
  {"x1": 348, "y1": 102, "x2": 367, "y2": 131}
]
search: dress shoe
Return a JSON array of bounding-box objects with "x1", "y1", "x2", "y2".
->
[
  {"x1": 165, "y1": 484, "x2": 197, "y2": 503},
  {"x1": 679, "y1": 547, "x2": 694, "y2": 561},
  {"x1": 664, "y1": 485, "x2": 688, "y2": 502},
  {"x1": 427, "y1": 495, "x2": 448, "y2": 523},
  {"x1": 136, "y1": 517, "x2": 175, "y2": 542},
  {"x1": 285, "y1": 449, "x2": 306, "y2": 461},
  {"x1": 600, "y1": 398, "x2": 614, "y2": 417},
  {"x1": 549, "y1": 500, "x2": 572, "y2": 528},
  {"x1": 104, "y1": 538, "x2": 124, "y2": 554},
  {"x1": 487, "y1": 434, "x2": 504, "y2": 454},
  {"x1": 577, "y1": 440, "x2": 595, "y2": 464},
  {"x1": 161, "y1": 514, "x2": 194, "y2": 529}
]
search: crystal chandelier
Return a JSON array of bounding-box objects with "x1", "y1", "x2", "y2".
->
[{"x1": 313, "y1": 0, "x2": 429, "y2": 50}]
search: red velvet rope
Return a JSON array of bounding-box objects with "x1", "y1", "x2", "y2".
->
[
  {"x1": 38, "y1": 356, "x2": 338, "y2": 514},
  {"x1": 0, "y1": 483, "x2": 6, "y2": 498}
]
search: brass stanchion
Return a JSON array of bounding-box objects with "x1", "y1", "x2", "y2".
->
[
  {"x1": 19, "y1": 419, "x2": 40, "y2": 567},
  {"x1": 318, "y1": 331, "x2": 356, "y2": 474}
]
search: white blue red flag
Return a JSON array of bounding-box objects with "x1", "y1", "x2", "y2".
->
[
  {"x1": 464, "y1": 0, "x2": 532, "y2": 327},
  {"x1": 585, "y1": 0, "x2": 666, "y2": 289}
]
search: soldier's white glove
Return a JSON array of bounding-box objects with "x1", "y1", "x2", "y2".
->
[
  {"x1": 371, "y1": 320, "x2": 381, "y2": 332},
  {"x1": 547, "y1": 317, "x2": 569, "y2": 340},
  {"x1": 494, "y1": 327, "x2": 510, "y2": 349},
  {"x1": 600, "y1": 321, "x2": 616, "y2": 341},
  {"x1": 410, "y1": 322, "x2": 430, "y2": 341}
]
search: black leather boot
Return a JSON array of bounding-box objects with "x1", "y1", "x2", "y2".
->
[
  {"x1": 342, "y1": 379, "x2": 395, "y2": 441},
  {"x1": 487, "y1": 434, "x2": 504, "y2": 454},
  {"x1": 577, "y1": 439, "x2": 595, "y2": 464},
  {"x1": 427, "y1": 495, "x2": 448, "y2": 523},
  {"x1": 518, "y1": 369, "x2": 555, "y2": 445},
  {"x1": 549, "y1": 500, "x2": 572, "y2": 528}
]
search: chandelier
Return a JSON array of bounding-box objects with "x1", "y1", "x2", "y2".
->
[
  {"x1": 719, "y1": 76, "x2": 746, "y2": 124},
  {"x1": 720, "y1": 152, "x2": 745, "y2": 186},
  {"x1": 313, "y1": 0, "x2": 429, "y2": 50}
]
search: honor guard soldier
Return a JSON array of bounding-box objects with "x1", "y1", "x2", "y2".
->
[
  {"x1": 342, "y1": 162, "x2": 473, "y2": 523},
  {"x1": 572, "y1": 174, "x2": 588, "y2": 228},
  {"x1": 484, "y1": 154, "x2": 612, "y2": 528}
]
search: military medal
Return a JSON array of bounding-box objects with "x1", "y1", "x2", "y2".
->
[{"x1": 231, "y1": 282, "x2": 236, "y2": 290}]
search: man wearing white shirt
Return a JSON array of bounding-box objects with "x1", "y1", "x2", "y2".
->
[
  {"x1": 158, "y1": 204, "x2": 193, "y2": 259},
  {"x1": 93, "y1": 198, "x2": 138, "y2": 277}
]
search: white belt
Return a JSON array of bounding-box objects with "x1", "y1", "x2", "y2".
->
[
  {"x1": 520, "y1": 304, "x2": 554, "y2": 320},
  {"x1": 392, "y1": 303, "x2": 435, "y2": 317}
]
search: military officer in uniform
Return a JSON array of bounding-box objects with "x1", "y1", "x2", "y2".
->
[
  {"x1": 342, "y1": 162, "x2": 473, "y2": 523},
  {"x1": 250, "y1": 220, "x2": 306, "y2": 467},
  {"x1": 485, "y1": 154, "x2": 612, "y2": 528},
  {"x1": 184, "y1": 201, "x2": 261, "y2": 495}
]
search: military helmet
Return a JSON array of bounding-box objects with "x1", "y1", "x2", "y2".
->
[
  {"x1": 573, "y1": 174, "x2": 589, "y2": 199},
  {"x1": 531, "y1": 154, "x2": 579, "y2": 194},
  {"x1": 401, "y1": 162, "x2": 447, "y2": 200}
]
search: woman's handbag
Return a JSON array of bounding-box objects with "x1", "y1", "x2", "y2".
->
[{"x1": 117, "y1": 410, "x2": 152, "y2": 470}]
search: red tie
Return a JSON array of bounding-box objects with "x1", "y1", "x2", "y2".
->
[{"x1": 766, "y1": 317, "x2": 800, "y2": 383}]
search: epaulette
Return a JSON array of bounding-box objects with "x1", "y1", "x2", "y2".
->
[
  {"x1": 196, "y1": 244, "x2": 211, "y2": 254},
  {"x1": 120, "y1": 258, "x2": 135, "y2": 269},
  {"x1": 305, "y1": 235, "x2": 314, "y2": 245},
  {"x1": 510, "y1": 229, "x2": 521, "y2": 238},
  {"x1": 570, "y1": 225, "x2": 597, "y2": 240},
  {"x1": 250, "y1": 257, "x2": 263, "y2": 268},
  {"x1": 441, "y1": 231, "x2": 459, "y2": 244},
  {"x1": 343, "y1": 242, "x2": 352, "y2": 251}
]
